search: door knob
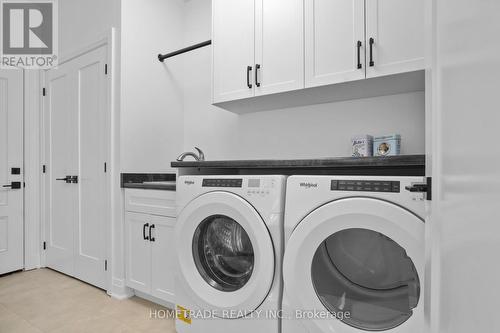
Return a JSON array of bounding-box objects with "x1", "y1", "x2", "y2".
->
[
  {"x1": 2, "y1": 182, "x2": 21, "y2": 189},
  {"x1": 70, "y1": 176, "x2": 78, "y2": 184}
]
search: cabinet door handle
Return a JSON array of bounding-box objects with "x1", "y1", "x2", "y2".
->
[
  {"x1": 143, "y1": 223, "x2": 149, "y2": 240},
  {"x1": 246, "y1": 66, "x2": 253, "y2": 89},
  {"x1": 369, "y1": 37, "x2": 375, "y2": 67},
  {"x1": 149, "y1": 224, "x2": 155, "y2": 242},
  {"x1": 255, "y1": 64, "x2": 261, "y2": 87},
  {"x1": 357, "y1": 41, "x2": 362, "y2": 69}
]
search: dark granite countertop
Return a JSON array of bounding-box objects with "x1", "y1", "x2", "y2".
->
[
  {"x1": 171, "y1": 155, "x2": 425, "y2": 176},
  {"x1": 121, "y1": 173, "x2": 176, "y2": 191}
]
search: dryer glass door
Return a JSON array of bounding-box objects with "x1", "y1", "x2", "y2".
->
[
  {"x1": 311, "y1": 228, "x2": 420, "y2": 331},
  {"x1": 193, "y1": 215, "x2": 254, "y2": 292}
]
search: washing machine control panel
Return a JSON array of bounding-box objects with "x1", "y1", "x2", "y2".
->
[
  {"x1": 331, "y1": 180, "x2": 400, "y2": 193},
  {"x1": 202, "y1": 178, "x2": 243, "y2": 188}
]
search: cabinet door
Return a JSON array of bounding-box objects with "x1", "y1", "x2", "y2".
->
[
  {"x1": 254, "y1": 0, "x2": 304, "y2": 96},
  {"x1": 125, "y1": 212, "x2": 151, "y2": 293},
  {"x1": 212, "y1": 0, "x2": 255, "y2": 103},
  {"x1": 365, "y1": 0, "x2": 425, "y2": 78},
  {"x1": 151, "y1": 215, "x2": 176, "y2": 303},
  {"x1": 305, "y1": 0, "x2": 365, "y2": 88}
]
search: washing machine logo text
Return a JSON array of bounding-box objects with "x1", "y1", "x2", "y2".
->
[
  {"x1": 299, "y1": 182, "x2": 318, "y2": 189},
  {"x1": 184, "y1": 180, "x2": 195, "y2": 185}
]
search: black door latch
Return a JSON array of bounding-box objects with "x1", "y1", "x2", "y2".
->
[{"x1": 405, "y1": 177, "x2": 432, "y2": 200}]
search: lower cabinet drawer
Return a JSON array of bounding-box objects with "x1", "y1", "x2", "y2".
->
[{"x1": 124, "y1": 189, "x2": 176, "y2": 217}]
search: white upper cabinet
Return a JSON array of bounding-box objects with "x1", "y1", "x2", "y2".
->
[
  {"x1": 365, "y1": 0, "x2": 425, "y2": 78},
  {"x1": 255, "y1": 0, "x2": 304, "y2": 96},
  {"x1": 305, "y1": 0, "x2": 365, "y2": 88},
  {"x1": 212, "y1": 0, "x2": 304, "y2": 103},
  {"x1": 212, "y1": 0, "x2": 424, "y2": 109},
  {"x1": 212, "y1": 0, "x2": 255, "y2": 103}
]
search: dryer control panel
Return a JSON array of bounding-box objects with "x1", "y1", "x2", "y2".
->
[{"x1": 331, "y1": 180, "x2": 400, "y2": 193}]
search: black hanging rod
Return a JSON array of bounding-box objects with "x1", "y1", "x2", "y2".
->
[{"x1": 158, "y1": 40, "x2": 212, "y2": 62}]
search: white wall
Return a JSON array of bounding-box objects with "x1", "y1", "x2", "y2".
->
[
  {"x1": 59, "y1": 0, "x2": 121, "y2": 55},
  {"x1": 120, "y1": 0, "x2": 185, "y2": 172},
  {"x1": 181, "y1": 0, "x2": 425, "y2": 160}
]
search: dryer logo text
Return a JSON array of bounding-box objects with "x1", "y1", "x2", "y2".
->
[{"x1": 299, "y1": 182, "x2": 318, "y2": 189}]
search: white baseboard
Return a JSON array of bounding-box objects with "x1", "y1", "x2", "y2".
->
[{"x1": 108, "y1": 277, "x2": 134, "y2": 300}]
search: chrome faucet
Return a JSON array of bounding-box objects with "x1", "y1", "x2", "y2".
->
[{"x1": 176, "y1": 147, "x2": 205, "y2": 162}]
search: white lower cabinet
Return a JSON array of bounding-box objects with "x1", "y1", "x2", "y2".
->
[
  {"x1": 150, "y1": 215, "x2": 176, "y2": 301},
  {"x1": 125, "y1": 212, "x2": 152, "y2": 293},
  {"x1": 125, "y1": 189, "x2": 176, "y2": 304}
]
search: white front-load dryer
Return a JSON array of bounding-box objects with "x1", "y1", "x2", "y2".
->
[
  {"x1": 175, "y1": 175, "x2": 286, "y2": 333},
  {"x1": 282, "y1": 176, "x2": 427, "y2": 333}
]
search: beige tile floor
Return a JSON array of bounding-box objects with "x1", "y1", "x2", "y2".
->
[{"x1": 0, "y1": 268, "x2": 176, "y2": 333}]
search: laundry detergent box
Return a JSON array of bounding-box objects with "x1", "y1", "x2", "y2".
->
[
  {"x1": 373, "y1": 134, "x2": 401, "y2": 156},
  {"x1": 351, "y1": 135, "x2": 373, "y2": 157}
]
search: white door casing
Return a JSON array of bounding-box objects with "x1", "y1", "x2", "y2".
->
[
  {"x1": 283, "y1": 198, "x2": 424, "y2": 333},
  {"x1": 304, "y1": 0, "x2": 365, "y2": 87},
  {"x1": 254, "y1": 0, "x2": 304, "y2": 95},
  {"x1": 212, "y1": 0, "x2": 255, "y2": 103},
  {"x1": 44, "y1": 45, "x2": 109, "y2": 289},
  {"x1": 0, "y1": 69, "x2": 24, "y2": 275},
  {"x1": 175, "y1": 192, "x2": 275, "y2": 318},
  {"x1": 365, "y1": 0, "x2": 425, "y2": 78}
]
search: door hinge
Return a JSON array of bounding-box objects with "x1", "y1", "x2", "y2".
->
[
  {"x1": 43, "y1": 241, "x2": 46, "y2": 250},
  {"x1": 104, "y1": 260, "x2": 108, "y2": 271},
  {"x1": 42, "y1": 88, "x2": 46, "y2": 96},
  {"x1": 42, "y1": 165, "x2": 46, "y2": 173},
  {"x1": 105, "y1": 64, "x2": 108, "y2": 75}
]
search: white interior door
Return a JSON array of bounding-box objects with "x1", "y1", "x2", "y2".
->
[
  {"x1": 45, "y1": 61, "x2": 78, "y2": 275},
  {"x1": 429, "y1": 1, "x2": 500, "y2": 332},
  {"x1": 0, "y1": 69, "x2": 23, "y2": 275},
  {"x1": 73, "y1": 46, "x2": 108, "y2": 289},
  {"x1": 45, "y1": 45, "x2": 108, "y2": 289},
  {"x1": 254, "y1": 0, "x2": 304, "y2": 96},
  {"x1": 365, "y1": 0, "x2": 425, "y2": 78},
  {"x1": 212, "y1": 0, "x2": 255, "y2": 103},
  {"x1": 304, "y1": 0, "x2": 365, "y2": 88}
]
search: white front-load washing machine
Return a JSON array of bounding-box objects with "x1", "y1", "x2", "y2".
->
[
  {"x1": 282, "y1": 176, "x2": 427, "y2": 333},
  {"x1": 175, "y1": 175, "x2": 286, "y2": 333}
]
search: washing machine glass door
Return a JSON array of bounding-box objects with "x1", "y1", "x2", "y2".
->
[
  {"x1": 283, "y1": 197, "x2": 424, "y2": 332},
  {"x1": 192, "y1": 214, "x2": 254, "y2": 292},
  {"x1": 176, "y1": 191, "x2": 275, "y2": 318}
]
